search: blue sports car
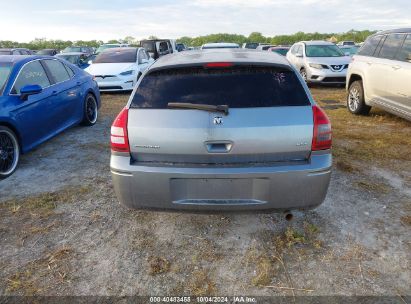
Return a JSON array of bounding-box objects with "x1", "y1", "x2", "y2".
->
[{"x1": 0, "y1": 55, "x2": 101, "y2": 178}]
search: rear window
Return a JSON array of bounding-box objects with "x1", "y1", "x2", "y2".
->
[
  {"x1": 130, "y1": 67, "x2": 310, "y2": 109},
  {"x1": 94, "y1": 49, "x2": 136, "y2": 63}
]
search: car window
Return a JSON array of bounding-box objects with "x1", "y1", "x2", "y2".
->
[
  {"x1": 12, "y1": 60, "x2": 50, "y2": 94},
  {"x1": 378, "y1": 33, "x2": 406, "y2": 59},
  {"x1": 0, "y1": 63, "x2": 12, "y2": 95},
  {"x1": 130, "y1": 66, "x2": 310, "y2": 109},
  {"x1": 64, "y1": 64, "x2": 75, "y2": 78},
  {"x1": 138, "y1": 50, "x2": 145, "y2": 64},
  {"x1": 396, "y1": 34, "x2": 411, "y2": 63},
  {"x1": 12, "y1": 50, "x2": 21, "y2": 55},
  {"x1": 43, "y1": 59, "x2": 71, "y2": 84},
  {"x1": 143, "y1": 49, "x2": 150, "y2": 60},
  {"x1": 159, "y1": 42, "x2": 168, "y2": 53},
  {"x1": 57, "y1": 54, "x2": 78, "y2": 64},
  {"x1": 0, "y1": 50, "x2": 11, "y2": 55},
  {"x1": 94, "y1": 49, "x2": 137, "y2": 63},
  {"x1": 358, "y1": 35, "x2": 383, "y2": 56},
  {"x1": 141, "y1": 42, "x2": 155, "y2": 53},
  {"x1": 305, "y1": 45, "x2": 344, "y2": 57}
]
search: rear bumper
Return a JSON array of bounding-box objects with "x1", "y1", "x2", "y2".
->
[{"x1": 110, "y1": 152, "x2": 332, "y2": 211}]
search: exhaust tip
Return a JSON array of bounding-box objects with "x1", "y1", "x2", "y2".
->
[{"x1": 285, "y1": 213, "x2": 293, "y2": 221}]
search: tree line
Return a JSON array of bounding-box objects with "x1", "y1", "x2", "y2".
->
[{"x1": 0, "y1": 30, "x2": 377, "y2": 50}]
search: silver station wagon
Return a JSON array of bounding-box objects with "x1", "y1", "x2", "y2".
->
[{"x1": 110, "y1": 49, "x2": 332, "y2": 211}]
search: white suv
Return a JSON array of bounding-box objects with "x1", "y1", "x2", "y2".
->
[
  {"x1": 286, "y1": 41, "x2": 351, "y2": 84},
  {"x1": 346, "y1": 29, "x2": 411, "y2": 120}
]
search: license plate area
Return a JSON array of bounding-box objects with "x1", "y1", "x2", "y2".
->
[{"x1": 170, "y1": 178, "x2": 269, "y2": 205}]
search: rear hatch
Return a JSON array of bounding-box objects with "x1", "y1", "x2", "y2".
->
[{"x1": 127, "y1": 65, "x2": 313, "y2": 165}]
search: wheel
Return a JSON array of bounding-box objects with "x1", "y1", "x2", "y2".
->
[
  {"x1": 0, "y1": 126, "x2": 20, "y2": 179},
  {"x1": 81, "y1": 93, "x2": 98, "y2": 126},
  {"x1": 300, "y1": 68, "x2": 308, "y2": 82},
  {"x1": 347, "y1": 80, "x2": 371, "y2": 115}
]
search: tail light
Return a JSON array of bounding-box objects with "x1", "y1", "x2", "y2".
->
[
  {"x1": 111, "y1": 107, "x2": 130, "y2": 153},
  {"x1": 312, "y1": 105, "x2": 332, "y2": 151},
  {"x1": 204, "y1": 62, "x2": 233, "y2": 68}
]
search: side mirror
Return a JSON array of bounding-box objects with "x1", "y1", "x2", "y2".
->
[
  {"x1": 296, "y1": 54, "x2": 303, "y2": 58},
  {"x1": 20, "y1": 85, "x2": 42, "y2": 101}
]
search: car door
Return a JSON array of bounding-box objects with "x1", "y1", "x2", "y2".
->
[
  {"x1": 42, "y1": 59, "x2": 82, "y2": 130},
  {"x1": 369, "y1": 33, "x2": 406, "y2": 105},
  {"x1": 390, "y1": 34, "x2": 411, "y2": 112},
  {"x1": 9, "y1": 60, "x2": 54, "y2": 150}
]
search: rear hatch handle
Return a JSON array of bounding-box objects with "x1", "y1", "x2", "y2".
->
[
  {"x1": 167, "y1": 102, "x2": 229, "y2": 115},
  {"x1": 205, "y1": 141, "x2": 233, "y2": 153}
]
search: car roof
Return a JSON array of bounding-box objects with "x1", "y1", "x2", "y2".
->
[
  {"x1": 149, "y1": 48, "x2": 291, "y2": 70},
  {"x1": 371, "y1": 28, "x2": 411, "y2": 36},
  {"x1": 101, "y1": 47, "x2": 140, "y2": 52},
  {"x1": 57, "y1": 52, "x2": 86, "y2": 56},
  {"x1": 0, "y1": 55, "x2": 64, "y2": 65},
  {"x1": 202, "y1": 43, "x2": 239, "y2": 48},
  {"x1": 300, "y1": 40, "x2": 335, "y2": 46}
]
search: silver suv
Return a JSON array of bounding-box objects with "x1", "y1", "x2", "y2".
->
[
  {"x1": 110, "y1": 49, "x2": 332, "y2": 211},
  {"x1": 287, "y1": 41, "x2": 351, "y2": 84},
  {"x1": 347, "y1": 28, "x2": 411, "y2": 120}
]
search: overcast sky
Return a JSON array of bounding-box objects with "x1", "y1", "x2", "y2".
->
[{"x1": 1, "y1": 0, "x2": 410, "y2": 42}]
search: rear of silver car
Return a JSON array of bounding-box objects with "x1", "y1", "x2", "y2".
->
[{"x1": 110, "y1": 60, "x2": 332, "y2": 211}]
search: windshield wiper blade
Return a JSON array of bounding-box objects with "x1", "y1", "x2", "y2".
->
[{"x1": 167, "y1": 103, "x2": 229, "y2": 115}]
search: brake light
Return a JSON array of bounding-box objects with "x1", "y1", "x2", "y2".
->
[
  {"x1": 312, "y1": 105, "x2": 332, "y2": 151},
  {"x1": 204, "y1": 62, "x2": 233, "y2": 68},
  {"x1": 111, "y1": 107, "x2": 130, "y2": 153}
]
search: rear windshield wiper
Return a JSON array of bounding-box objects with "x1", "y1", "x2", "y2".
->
[{"x1": 167, "y1": 103, "x2": 229, "y2": 115}]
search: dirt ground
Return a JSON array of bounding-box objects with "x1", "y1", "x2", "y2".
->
[{"x1": 0, "y1": 88, "x2": 410, "y2": 300}]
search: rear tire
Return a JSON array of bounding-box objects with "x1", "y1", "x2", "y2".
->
[
  {"x1": 347, "y1": 80, "x2": 371, "y2": 115},
  {"x1": 0, "y1": 126, "x2": 20, "y2": 179},
  {"x1": 81, "y1": 93, "x2": 98, "y2": 126}
]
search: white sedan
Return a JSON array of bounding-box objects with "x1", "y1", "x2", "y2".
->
[{"x1": 85, "y1": 47, "x2": 154, "y2": 92}]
